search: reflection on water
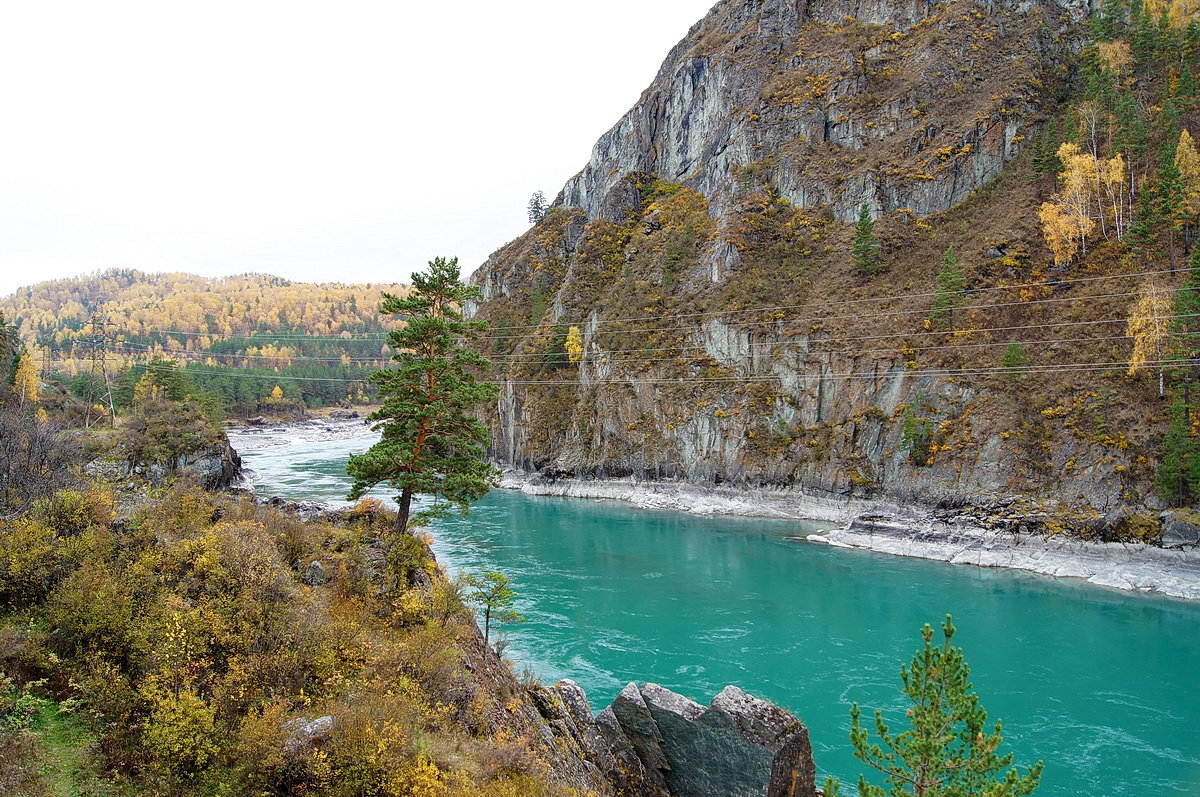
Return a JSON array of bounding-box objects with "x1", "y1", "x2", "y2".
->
[{"x1": 232, "y1": 428, "x2": 1200, "y2": 796}]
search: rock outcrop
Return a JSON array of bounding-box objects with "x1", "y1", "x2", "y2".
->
[
  {"x1": 527, "y1": 679, "x2": 819, "y2": 797},
  {"x1": 560, "y1": 0, "x2": 1087, "y2": 226},
  {"x1": 466, "y1": 0, "x2": 1173, "y2": 531}
]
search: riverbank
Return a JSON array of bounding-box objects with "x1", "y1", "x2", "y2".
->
[
  {"x1": 221, "y1": 418, "x2": 1200, "y2": 601},
  {"x1": 500, "y1": 472, "x2": 1200, "y2": 601}
]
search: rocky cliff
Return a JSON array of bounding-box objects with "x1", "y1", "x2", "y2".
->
[
  {"x1": 468, "y1": 0, "x2": 1184, "y2": 532},
  {"x1": 523, "y1": 679, "x2": 820, "y2": 797}
]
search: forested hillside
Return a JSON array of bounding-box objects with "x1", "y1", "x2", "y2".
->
[
  {"x1": 468, "y1": 0, "x2": 1200, "y2": 527},
  {"x1": 0, "y1": 270, "x2": 408, "y2": 416}
]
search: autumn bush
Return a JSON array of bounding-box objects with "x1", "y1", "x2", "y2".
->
[{"x1": 0, "y1": 481, "x2": 577, "y2": 795}]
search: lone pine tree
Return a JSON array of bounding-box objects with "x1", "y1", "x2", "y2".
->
[
  {"x1": 852, "y1": 203, "x2": 882, "y2": 275},
  {"x1": 347, "y1": 257, "x2": 498, "y2": 536},
  {"x1": 825, "y1": 616, "x2": 1042, "y2": 797}
]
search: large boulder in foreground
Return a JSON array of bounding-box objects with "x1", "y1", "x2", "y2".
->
[{"x1": 530, "y1": 680, "x2": 819, "y2": 797}]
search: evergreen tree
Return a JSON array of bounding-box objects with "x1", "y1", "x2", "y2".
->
[
  {"x1": 1169, "y1": 247, "x2": 1200, "y2": 382},
  {"x1": 1158, "y1": 138, "x2": 1188, "y2": 265},
  {"x1": 1000, "y1": 342, "x2": 1031, "y2": 381},
  {"x1": 1126, "y1": 186, "x2": 1160, "y2": 264},
  {"x1": 527, "y1": 190, "x2": 549, "y2": 225},
  {"x1": 1156, "y1": 387, "x2": 1200, "y2": 505},
  {"x1": 852, "y1": 203, "x2": 882, "y2": 275},
  {"x1": 0, "y1": 311, "x2": 18, "y2": 392},
  {"x1": 1112, "y1": 92, "x2": 1149, "y2": 161},
  {"x1": 928, "y1": 246, "x2": 967, "y2": 327},
  {"x1": 824, "y1": 616, "x2": 1043, "y2": 797},
  {"x1": 347, "y1": 257, "x2": 499, "y2": 536},
  {"x1": 461, "y1": 569, "x2": 524, "y2": 645}
]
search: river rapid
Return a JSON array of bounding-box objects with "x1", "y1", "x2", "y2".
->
[{"x1": 230, "y1": 420, "x2": 1200, "y2": 795}]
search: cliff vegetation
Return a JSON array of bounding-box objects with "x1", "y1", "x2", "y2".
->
[{"x1": 468, "y1": 0, "x2": 1200, "y2": 536}]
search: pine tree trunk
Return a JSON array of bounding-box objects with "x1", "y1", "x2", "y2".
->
[{"x1": 395, "y1": 487, "x2": 413, "y2": 535}]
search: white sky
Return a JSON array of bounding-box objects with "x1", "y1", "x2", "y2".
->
[{"x1": 0, "y1": 0, "x2": 718, "y2": 298}]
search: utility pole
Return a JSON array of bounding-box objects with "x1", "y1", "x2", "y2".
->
[{"x1": 83, "y1": 312, "x2": 117, "y2": 429}]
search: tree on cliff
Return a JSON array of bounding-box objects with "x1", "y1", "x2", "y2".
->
[
  {"x1": 928, "y1": 246, "x2": 967, "y2": 328},
  {"x1": 852, "y1": 203, "x2": 881, "y2": 275},
  {"x1": 825, "y1": 615, "x2": 1042, "y2": 797},
  {"x1": 461, "y1": 569, "x2": 524, "y2": 645},
  {"x1": 347, "y1": 257, "x2": 499, "y2": 536}
]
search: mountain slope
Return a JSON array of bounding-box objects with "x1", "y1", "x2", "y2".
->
[
  {"x1": 0, "y1": 269, "x2": 409, "y2": 413},
  {"x1": 467, "y1": 0, "x2": 1200, "y2": 530}
]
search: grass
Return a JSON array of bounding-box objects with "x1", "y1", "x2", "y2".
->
[{"x1": 31, "y1": 700, "x2": 109, "y2": 796}]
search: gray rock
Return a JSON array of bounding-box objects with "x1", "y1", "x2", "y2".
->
[
  {"x1": 643, "y1": 687, "x2": 773, "y2": 797},
  {"x1": 555, "y1": 679, "x2": 597, "y2": 727},
  {"x1": 594, "y1": 705, "x2": 669, "y2": 796},
  {"x1": 1160, "y1": 510, "x2": 1200, "y2": 549},
  {"x1": 609, "y1": 682, "x2": 671, "y2": 789},
  {"x1": 585, "y1": 682, "x2": 818, "y2": 797},
  {"x1": 304, "y1": 560, "x2": 331, "y2": 586},
  {"x1": 767, "y1": 728, "x2": 817, "y2": 797},
  {"x1": 283, "y1": 714, "x2": 335, "y2": 754},
  {"x1": 302, "y1": 716, "x2": 334, "y2": 738},
  {"x1": 710, "y1": 685, "x2": 802, "y2": 752}
]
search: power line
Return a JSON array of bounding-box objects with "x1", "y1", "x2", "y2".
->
[
  {"x1": 121, "y1": 352, "x2": 1199, "y2": 387},
  {"x1": 473, "y1": 285, "x2": 1169, "y2": 343},
  {"x1": 117, "y1": 265, "x2": 1193, "y2": 342}
]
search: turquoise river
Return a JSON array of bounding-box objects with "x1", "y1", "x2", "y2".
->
[{"x1": 232, "y1": 427, "x2": 1200, "y2": 795}]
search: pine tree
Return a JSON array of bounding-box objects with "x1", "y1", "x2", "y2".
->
[
  {"x1": 1158, "y1": 139, "x2": 1188, "y2": 264},
  {"x1": 461, "y1": 569, "x2": 525, "y2": 645},
  {"x1": 852, "y1": 203, "x2": 882, "y2": 275},
  {"x1": 928, "y1": 246, "x2": 967, "y2": 327},
  {"x1": 347, "y1": 257, "x2": 499, "y2": 536},
  {"x1": 527, "y1": 191, "x2": 549, "y2": 225},
  {"x1": 824, "y1": 616, "x2": 1043, "y2": 797},
  {"x1": 0, "y1": 312, "x2": 18, "y2": 392},
  {"x1": 1126, "y1": 186, "x2": 1160, "y2": 265},
  {"x1": 1000, "y1": 342, "x2": 1031, "y2": 381},
  {"x1": 1169, "y1": 247, "x2": 1200, "y2": 383},
  {"x1": 1156, "y1": 387, "x2": 1200, "y2": 504}
]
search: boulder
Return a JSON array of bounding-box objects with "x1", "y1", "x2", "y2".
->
[
  {"x1": 576, "y1": 681, "x2": 818, "y2": 797},
  {"x1": 304, "y1": 560, "x2": 331, "y2": 586},
  {"x1": 283, "y1": 714, "x2": 335, "y2": 754},
  {"x1": 1160, "y1": 509, "x2": 1200, "y2": 549},
  {"x1": 609, "y1": 683, "x2": 672, "y2": 791}
]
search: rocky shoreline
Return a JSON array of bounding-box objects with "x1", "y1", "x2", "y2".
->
[
  {"x1": 500, "y1": 472, "x2": 1200, "y2": 601},
  {"x1": 221, "y1": 418, "x2": 1200, "y2": 601}
]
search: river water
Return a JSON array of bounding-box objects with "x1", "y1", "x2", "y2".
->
[{"x1": 232, "y1": 425, "x2": 1200, "y2": 795}]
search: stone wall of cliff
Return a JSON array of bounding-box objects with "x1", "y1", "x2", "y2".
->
[{"x1": 467, "y1": 0, "x2": 1166, "y2": 523}]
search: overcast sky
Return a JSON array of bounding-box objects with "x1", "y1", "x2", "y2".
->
[{"x1": 0, "y1": 0, "x2": 718, "y2": 298}]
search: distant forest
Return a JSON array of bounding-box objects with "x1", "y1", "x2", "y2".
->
[{"x1": 0, "y1": 269, "x2": 409, "y2": 416}]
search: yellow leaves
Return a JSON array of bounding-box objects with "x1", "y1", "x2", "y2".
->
[
  {"x1": 1165, "y1": 0, "x2": 1200, "y2": 28},
  {"x1": 565, "y1": 326, "x2": 584, "y2": 363},
  {"x1": 132, "y1": 372, "x2": 160, "y2": 407},
  {"x1": 13, "y1": 352, "x2": 38, "y2": 406},
  {"x1": 1096, "y1": 40, "x2": 1132, "y2": 76},
  {"x1": 1127, "y1": 279, "x2": 1174, "y2": 377},
  {"x1": 1176, "y1": 129, "x2": 1200, "y2": 218},
  {"x1": 1038, "y1": 202, "x2": 1085, "y2": 267}
]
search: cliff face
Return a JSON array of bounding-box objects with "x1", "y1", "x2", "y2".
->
[
  {"x1": 468, "y1": 0, "x2": 1164, "y2": 522},
  {"x1": 561, "y1": 0, "x2": 1088, "y2": 226}
]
